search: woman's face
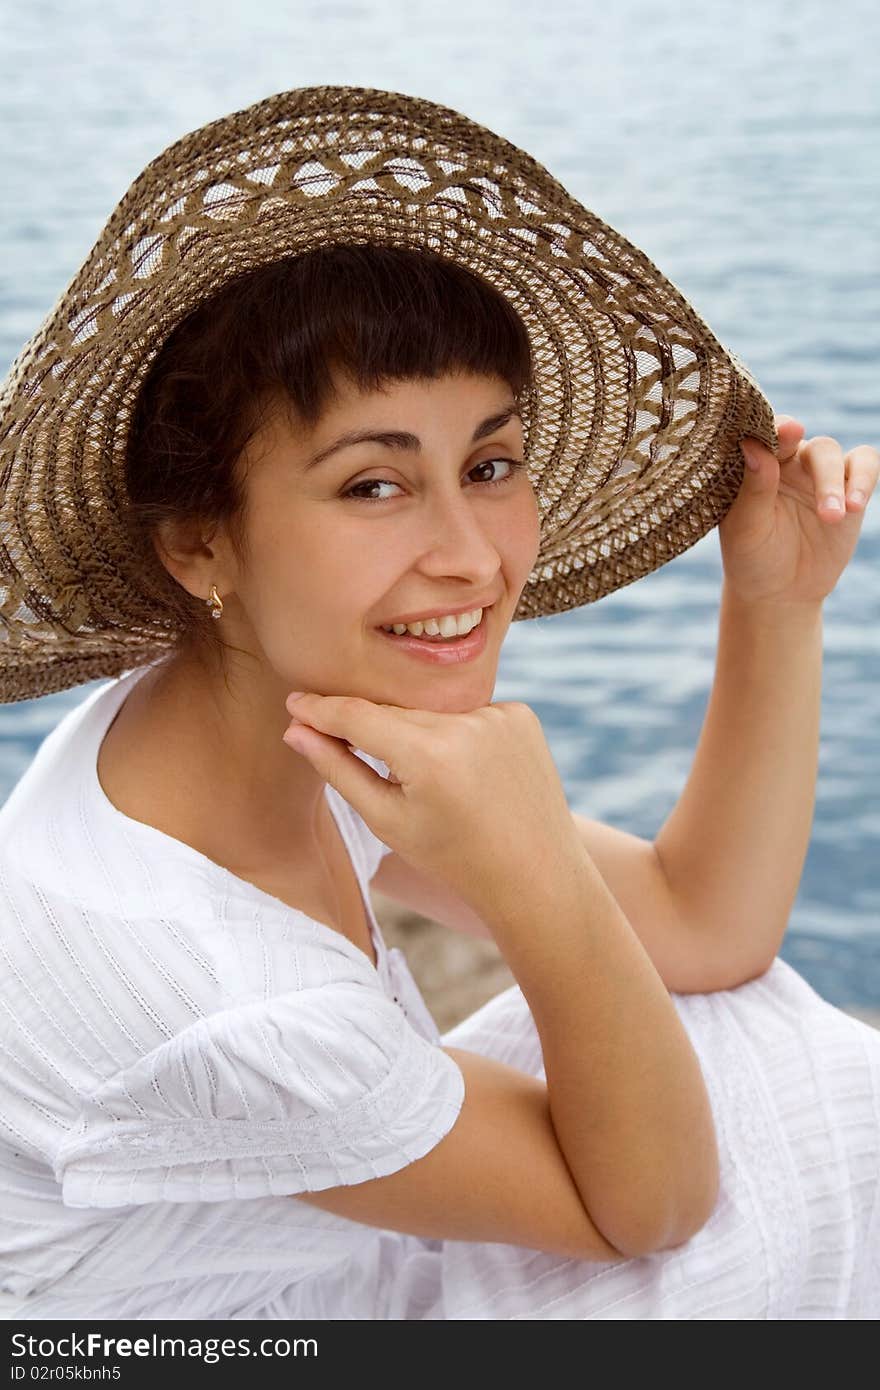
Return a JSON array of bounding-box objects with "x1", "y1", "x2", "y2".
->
[{"x1": 216, "y1": 369, "x2": 541, "y2": 713}]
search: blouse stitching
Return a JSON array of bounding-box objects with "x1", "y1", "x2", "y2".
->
[{"x1": 55, "y1": 1028, "x2": 463, "y2": 1168}]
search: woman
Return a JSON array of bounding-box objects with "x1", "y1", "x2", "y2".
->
[{"x1": 0, "y1": 86, "x2": 878, "y2": 1320}]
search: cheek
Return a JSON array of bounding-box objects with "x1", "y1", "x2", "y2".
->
[
  {"x1": 252, "y1": 514, "x2": 385, "y2": 639},
  {"x1": 507, "y1": 488, "x2": 543, "y2": 576},
  {"x1": 235, "y1": 510, "x2": 323, "y2": 627}
]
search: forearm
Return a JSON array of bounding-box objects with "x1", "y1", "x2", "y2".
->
[
  {"x1": 474, "y1": 848, "x2": 720, "y2": 1258},
  {"x1": 654, "y1": 581, "x2": 823, "y2": 968}
]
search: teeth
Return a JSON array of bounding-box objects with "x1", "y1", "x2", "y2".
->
[{"x1": 380, "y1": 608, "x2": 484, "y2": 640}]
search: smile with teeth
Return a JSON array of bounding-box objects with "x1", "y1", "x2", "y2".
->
[{"x1": 379, "y1": 609, "x2": 484, "y2": 641}]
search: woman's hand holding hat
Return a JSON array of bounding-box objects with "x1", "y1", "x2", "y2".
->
[
  {"x1": 719, "y1": 414, "x2": 879, "y2": 607},
  {"x1": 282, "y1": 692, "x2": 585, "y2": 920}
]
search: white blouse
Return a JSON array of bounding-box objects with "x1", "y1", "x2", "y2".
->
[{"x1": 0, "y1": 664, "x2": 465, "y2": 1319}]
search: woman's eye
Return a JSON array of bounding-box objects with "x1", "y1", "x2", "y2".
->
[{"x1": 343, "y1": 457, "x2": 527, "y2": 503}]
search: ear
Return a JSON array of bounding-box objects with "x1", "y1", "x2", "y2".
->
[{"x1": 152, "y1": 515, "x2": 233, "y2": 603}]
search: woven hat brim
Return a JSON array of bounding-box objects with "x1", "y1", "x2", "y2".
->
[{"x1": 0, "y1": 84, "x2": 777, "y2": 703}]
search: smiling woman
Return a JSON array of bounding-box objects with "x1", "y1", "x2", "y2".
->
[
  {"x1": 3, "y1": 84, "x2": 880, "y2": 1323},
  {"x1": 124, "y1": 240, "x2": 534, "y2": 670}
]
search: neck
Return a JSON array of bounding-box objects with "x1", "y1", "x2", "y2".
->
[{"x1": 126, "y1": 649, "x2": 331, "y2": 868}]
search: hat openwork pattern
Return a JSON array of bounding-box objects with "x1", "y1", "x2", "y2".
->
[{"x1": 0, "y1": 85, "x2": 777, "y2": 702}]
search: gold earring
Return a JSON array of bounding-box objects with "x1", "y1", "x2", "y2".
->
[{"x1": 205, "y1": 584, "x2": 223, "y2": 620}]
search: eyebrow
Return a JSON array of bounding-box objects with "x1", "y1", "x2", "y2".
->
[{"x1": 302, "y1": 403, "x2": 522, "y2": 472}]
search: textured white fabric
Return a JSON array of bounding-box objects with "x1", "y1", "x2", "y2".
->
[
  {"x1": 434, "y1": 962, "x2": 880, "y2": 1318},
  {"x1": 0, "y1": 665, "x2": 463, "y2": 1318},
  {"x1": 1, "y1": 664, "x2": 879, "y2": 1319}
]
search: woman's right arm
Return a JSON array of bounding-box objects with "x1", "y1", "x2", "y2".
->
[
  {"x1": 283, "y1": 694, "x2": 720, "y2": 1260},
  {"x1": 296, "y1": 847, "x2": 720, "y2": 1262}
]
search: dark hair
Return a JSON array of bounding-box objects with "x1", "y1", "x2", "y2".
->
[{"x1": 124, "y1": 241, "x2": 533, "y2": 669}]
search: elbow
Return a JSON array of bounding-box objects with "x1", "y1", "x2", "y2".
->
[
  {"x1": 658, "y1": 1166, "x2": 721, "y2": 1254},
  {"x1": 609, "y1": 1197, "x2": 718, "y2": 1261},
  {"x1": 660, "y1": 1137, "x2": 722, "y2": 1255},
  {"x1": 601, "y1": 1158, "x2": 722, "y2": 1261}
]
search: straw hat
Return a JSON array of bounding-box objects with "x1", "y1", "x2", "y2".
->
[{"x1": 0, "y1": 84, "x2": 777, "y2": 703}]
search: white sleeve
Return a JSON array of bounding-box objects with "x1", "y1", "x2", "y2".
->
[{"x1": 54, "y1": 979, "x2": 465, "y2": 1209}]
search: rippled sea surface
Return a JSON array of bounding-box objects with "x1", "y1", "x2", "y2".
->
[{"x1": 1, "y1": 0, "x2": 878, "y2": 1006}]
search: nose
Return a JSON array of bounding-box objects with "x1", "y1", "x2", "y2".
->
[{"x1": 413, "y1": 485, "x2": 503, "y2": 584}]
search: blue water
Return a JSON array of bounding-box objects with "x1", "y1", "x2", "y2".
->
[{"x1": 2, "y1": 0, "x2": 878, "y2": 1008}]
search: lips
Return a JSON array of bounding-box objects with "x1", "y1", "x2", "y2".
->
[{"x1": 382, "y1": 624, "x2": 475, "y2": 642}]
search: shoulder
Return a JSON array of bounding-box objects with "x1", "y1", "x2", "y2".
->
[
  {"x1": 0, "y1": 669, "x2": 154, "y2": 911},
  {"x1": 0, "y1": 842, "x2": 383, "y2": 1132},
  {"x1": 2, "y1": 840, "x2": 451, "y2": 1201}
]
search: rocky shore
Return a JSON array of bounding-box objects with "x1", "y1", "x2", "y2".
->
[{"x1": 370, "y1": 888, "x2": 880, "y2": 1035}]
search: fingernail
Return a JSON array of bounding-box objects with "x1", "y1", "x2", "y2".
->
[
  {"x1": 823, "y1": 495, "x2": 843, "y2": 512},
  {"x1": 849, "y1": 490, "x2": 866, "y2": 507},
  {"x1": 740, "y1": 439, "x2": 761, "y2": 471},
  {"x1": 282, "y1": 728, "x2": 306, "y2": 750},
  {"x1": 286, "y1": 691, "x2": 306, "y2": 712}
]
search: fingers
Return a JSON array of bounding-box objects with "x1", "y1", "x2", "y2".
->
[
  {"x1": 774, "y1": 415, "x2": 806, "y2": 463},
  {"x1": 283, "y1": 691, "x2": 432, "y2": 766},
  {"x1": 843, "y1": 443, "x2": 880, "y2": 514},
  {"x1": 281, "y1": 716, "x2": 399, "y2": 822},
  {"x1": 803, "y1": 436, "x2": 847, "y2": 519},
  {"x1": 740, "y1": 415, "x2": 803, "y2": 473},
  {"x1": 799, "y1": 436, "x2": 880, "y2": 523}
]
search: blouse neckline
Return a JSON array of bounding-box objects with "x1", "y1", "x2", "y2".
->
[{"x1": 85, "y1": 665, "x2": 387, "y2": 979}]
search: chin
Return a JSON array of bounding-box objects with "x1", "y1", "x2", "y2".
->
[{"x1": 401, "y1": 681, "x2": 497, "y2": 714}]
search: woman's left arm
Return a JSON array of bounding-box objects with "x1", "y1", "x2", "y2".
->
[{"x1": 653, "y1": 418, "x2": 880, "y2": 969}]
